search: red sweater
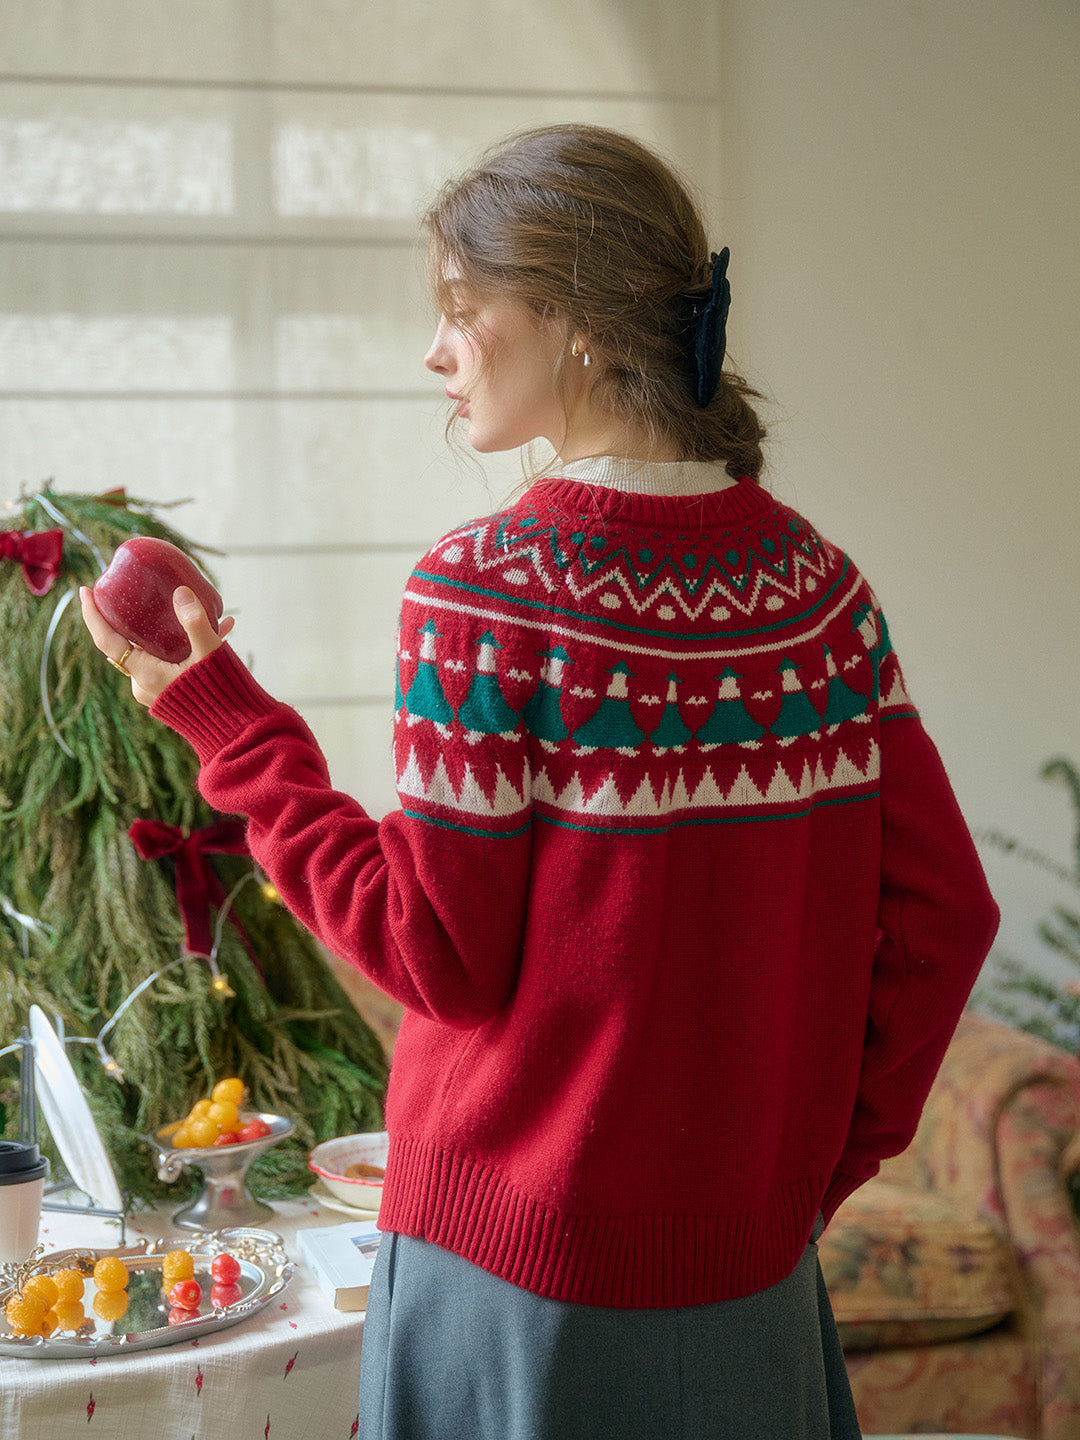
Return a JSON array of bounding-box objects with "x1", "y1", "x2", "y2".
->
[{"x1": 152, "y1": 465, "x2": 998, "y2": 1308}]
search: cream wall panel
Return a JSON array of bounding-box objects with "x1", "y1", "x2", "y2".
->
[
  {"x1": 1, "y1": 1, "x2": 719, "y2": 98},
  {"x1": 0, "y1": 2, "x2": 253, "y2": 84},
  {"x1": 237, "y1": 401, "x2": 524, "y2": 548},
  {"x1": 218, "y1": 549, "x2": 411, "y2": 701},
  {"x1": 0, "y1": 83, "x2": 718, "y2": 241},
  {"x1": 0, "y1": 242, "x2": 430, "y2": 391},
  {"x1": 0, "y1": 398, "x2": 521, "y2": 549},
  {"x1": 0, "y1": 310, "x2": 235, "y2": 391},
  {"x1": 296, "y1": 701, "x2": 398, "y2": 819},
  {"x1": 0, "y1": 398, "x2": 240, "y2": 511},
  {"x1": 0, "y1": 88, "x2": 234, "y2": 219},
  {"x1": 268, "y1": 94, "x2": 717, "y2": 231}
]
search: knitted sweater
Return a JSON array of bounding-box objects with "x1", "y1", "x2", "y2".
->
[{"x1": 152, "y1": 459, "x2": 999, "y2": 1308}]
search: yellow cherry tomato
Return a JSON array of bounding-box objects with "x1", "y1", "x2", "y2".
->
[
  {"x1": 207, "y1": 1099, "x2": 240, "y2": 1132},
  {"x1": 52, "y1": 1268, "x2": 85, "y2": 1303},
  {"x1": 22, "y1": 1274, "x2": 59, "y2": 1309},
  {"x1": 186, "y1": 1116, "x2": 220, "y2": 1149},
  {"x1": 40, "y1": 1308, "x2": 59, "y2": 1338},
  {"x1": 188, "y1": 1098, "x2": 214, "y2": 1120},
  {"x1": 93, "y1": 1289, "x2": 129, "y2": 1323},
  {"x1": 5, "y1": 1293, "x2": 47, "y2": 1336},
  {"x1": 52, "y1": 1299, "x2": 86, "y2": 1332},
  {"x1": 211, "y1": 1077, "x2": 245, "y2": 1106},
  {"x1": 162, "y1": 1249, "x2": 195, "y2": 1287},
  {"x1": 92, "y1": 1256, "x2": 129, "y2": 1293}
]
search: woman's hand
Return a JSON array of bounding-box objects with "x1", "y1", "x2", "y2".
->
[{"x1": 79, "y1": 585, "x2": 235, "y2": 708}]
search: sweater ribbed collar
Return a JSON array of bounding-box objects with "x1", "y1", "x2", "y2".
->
[{"x1": 530, "y1": 457, "x2": 771, "y2": 529}]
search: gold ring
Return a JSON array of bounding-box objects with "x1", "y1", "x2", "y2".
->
[{"x1": 107, "y1": 643, "x2": 135, "y2": 676}]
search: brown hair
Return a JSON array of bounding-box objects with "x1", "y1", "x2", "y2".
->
[{"x1": 423, "y1": 123, "x2": 766, "y2": 479}]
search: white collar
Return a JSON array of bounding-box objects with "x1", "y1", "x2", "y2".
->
[{"x1": 553, "y1": 456, "x2": 736, "y2": 496}]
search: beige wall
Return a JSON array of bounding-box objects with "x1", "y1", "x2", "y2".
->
[
  {"x1": 716, "y1": 0, "x2": 1080, "y2": 983},
  {"x1": 2, "y1": 2, "x2": 1076, "y2": 983}
]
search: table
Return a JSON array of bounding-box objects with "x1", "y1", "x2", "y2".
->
[{"x1": 0, "y1": 1191, "x2": 367, "y2": 1440}]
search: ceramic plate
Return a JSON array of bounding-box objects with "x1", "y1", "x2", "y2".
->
[
  {"x1": 307, "y1": 1132, "x2": 387, "y2": 1208},
  {"x1": 29, "y1": 1006, "x2": 123, "y2": 1212},
  {"x1": 308, "y1": 1180, "x2": 381, "y2": 1221}
]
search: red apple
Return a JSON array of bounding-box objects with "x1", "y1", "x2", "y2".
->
[{"x1": 92, "y1": 537, "x2": 223, "y2": 663}]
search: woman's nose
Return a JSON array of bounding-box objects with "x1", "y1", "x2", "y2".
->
[{"x1": 425, "y1": 321, "x2": 450, "y2": 375}]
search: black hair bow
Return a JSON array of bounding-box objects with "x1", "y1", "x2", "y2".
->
[{"x1": 693, "y1": 247, "x2": 731, "y2": 408}]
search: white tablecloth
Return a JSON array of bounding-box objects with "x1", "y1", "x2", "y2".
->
[{"x1": 0, "y1": 1192, "x2": 367, "y2": 1440}]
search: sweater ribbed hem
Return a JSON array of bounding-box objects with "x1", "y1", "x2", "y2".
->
[
  {"x1": 378, "y1": 1133, "x2": 825, "y2": 1309},
  {"x1": 820, "y1": 1166, "x2": 878, "y2": 1226}
]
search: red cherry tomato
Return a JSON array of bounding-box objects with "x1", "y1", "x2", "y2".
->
[
  {"x1": 211, "y1": 1253, "x2": 242, "y2": 1285},
  {"x1": 167, "y1": 1306, "x2": 193, "y2": 1326},
  {"x1": 211, "y1": 1281, "x2": 243, "y2": 1309},
  {"x1": 168, "y1": 1278, "x2": 202, "y2": 1310},
  {"x1": 213, "y1": 1131, "x2": 241, "y2": 1146},
  {"x1": 237, "y1": 1118, "x2": 272, "y2": 1142}
]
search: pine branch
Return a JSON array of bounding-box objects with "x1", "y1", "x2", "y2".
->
[{"x1": 1, "y1": 486, "x2": 388, "y2": 1201}]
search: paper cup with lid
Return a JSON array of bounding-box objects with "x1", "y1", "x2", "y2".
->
[{"x1": 0, "y1": 1140, "x2": 50, "y2": 1264}]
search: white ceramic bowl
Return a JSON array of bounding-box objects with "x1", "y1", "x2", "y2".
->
[{"x1": 308, "y1": 1131, "x2": 389, "y2": 1208}]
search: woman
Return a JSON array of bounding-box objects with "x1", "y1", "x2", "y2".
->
[{"x1": 81, "y1": 124, "x2": 998, "y2": 1439}]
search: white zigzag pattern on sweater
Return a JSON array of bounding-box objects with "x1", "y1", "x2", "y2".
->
[
  {"x1": 429, "y1": 519, "x2": 832, "y2": 624},
  {"x1": 395, "y1": 741, "x2": 880, "y2": 822}
]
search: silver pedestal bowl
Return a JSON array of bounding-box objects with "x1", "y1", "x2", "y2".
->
[{"x1": 144, "y1": 1112, "x2": 295, "y2": 1231}]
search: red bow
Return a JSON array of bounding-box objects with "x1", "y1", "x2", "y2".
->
[
  {"x1": 0, "y1": 528, "x2": 64, "y2": 595},
  {"x1": 129, "y1": 818, "x2": 260, "y2": 967}
]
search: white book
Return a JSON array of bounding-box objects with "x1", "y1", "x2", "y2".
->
[{"x1": 298, "y1": 1220, "x2": 383, "y2": 1312}]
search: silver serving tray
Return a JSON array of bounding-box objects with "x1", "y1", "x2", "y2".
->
[{"x1": 0, "y1": 1226, "x2": 294, "y2": 1359}]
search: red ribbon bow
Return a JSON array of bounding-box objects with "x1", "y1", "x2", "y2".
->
[
  {"x1": 0, "y1": 528, "x2": 64, "y2": 595},
  {"x1": 128, "y1": 818, "x2": 257, "y2": 964}
]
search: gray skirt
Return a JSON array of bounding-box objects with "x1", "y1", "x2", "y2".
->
[{"x1": 357, "y1": 1222, "x2": 861, "y2": 1440}]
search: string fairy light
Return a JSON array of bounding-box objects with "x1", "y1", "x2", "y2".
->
[
  {"x1": 6, "y1": 850, "x2": 283, "y2": 1084},
  {"x1": 33, "y1": 491, "x2": 107, "y2": 573},
  {"x1": 55, "y1": 867, "x2": 269, "y2": 1081},
  {"x1": 39, "y1": 587, "x2": 78, "y2": 759},
  {"x1": 0, "y1": 893, "x2": 53, "y2": 959}
]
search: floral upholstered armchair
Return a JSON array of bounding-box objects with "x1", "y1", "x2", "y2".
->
[{"x1": 820, "y1": 1011, "x2": 1080, "y2": 1440}]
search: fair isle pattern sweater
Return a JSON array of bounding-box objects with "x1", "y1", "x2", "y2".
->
[{"x1": 152, "y1": 461, "x2": 998, "y2": 1308}]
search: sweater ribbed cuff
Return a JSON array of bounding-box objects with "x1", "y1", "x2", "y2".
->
[{"x1": 150, "y1": 644, "x2": 279, "y2": 764}]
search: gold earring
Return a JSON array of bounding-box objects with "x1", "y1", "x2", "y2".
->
[
  {"x1": 571, "y1": 339, "x2": 592, "y2": 366},
  {"x1": 571, "y1": 339, "x2": 581, "y2": 358}
]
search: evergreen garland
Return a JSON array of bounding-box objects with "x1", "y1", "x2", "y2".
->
[
  {"x1": 974, "y1": 756, "x2": 1080, "y2": 1219},
  {"x1": 0, "y1": 486, "x2": 387, "y2": 1204},
  {"x1": 976, "y1": 758, "x2": 1080, "y2": 1052}
]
